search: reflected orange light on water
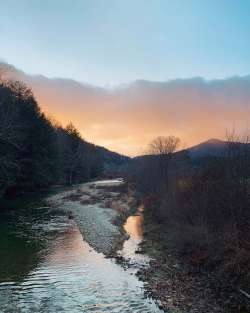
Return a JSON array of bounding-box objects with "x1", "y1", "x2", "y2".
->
[{"x1": 124, "y1": 215, "x2": 144, "y2": 239}]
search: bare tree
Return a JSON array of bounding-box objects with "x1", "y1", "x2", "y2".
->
[
  {"x1": 148, "y1": 136, "x2": 180, "y2": 156},
  {"x1": 147, "y1": 136, "x2": 180, "y2": 191}
]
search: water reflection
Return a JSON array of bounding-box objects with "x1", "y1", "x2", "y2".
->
[
  {"x1": 0, "y1": 203, "x2": 162, "y2": 313},
  {"x1": 120, "y1": 205, "x2": 150, "y2": 265},
  {"x1": 124, "y1": 215, "x2": 144, "y2": 238},
  {"x1": 0, "y1": 209, "x2": 44, "y2": 282}
]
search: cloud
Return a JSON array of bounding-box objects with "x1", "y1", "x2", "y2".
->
[{"x1": 1, "y1": 62, "x2": 250, "y2": 156}]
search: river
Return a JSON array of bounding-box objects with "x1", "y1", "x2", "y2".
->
[{"x1": 0, "y1": 181, "x2": 163, "y2": 313}]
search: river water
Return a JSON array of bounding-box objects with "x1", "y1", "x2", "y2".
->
[{"x1": 0, "y1": 186, "x2": 163, "y2": 313}]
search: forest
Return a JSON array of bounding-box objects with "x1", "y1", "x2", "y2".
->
[{"x1": 0, "y1": 78, "x2": 123, "y2": 199}]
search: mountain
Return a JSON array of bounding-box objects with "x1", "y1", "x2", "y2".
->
[
  {"x1": 187, "y1": 139, "x2": 226, "y2": 158},
  {"x1": 83, "y1": 143, "x2": 131, "y2": 178},
  {"x1": 133, "y1": 139, "x2": 229, "y2": 166},
  {"x1": 95, "y1": 145, "x2": 131, "y2": 170},
  {"x1": 133, "y1": 139, "x2": 226, "y2": 162}
]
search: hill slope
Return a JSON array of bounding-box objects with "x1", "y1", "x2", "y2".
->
[{"x1": 188, "y1": 139, "x2": 226, "y2": 158}]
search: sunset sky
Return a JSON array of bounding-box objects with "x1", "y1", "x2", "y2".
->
[
  {"x1": 1, "y1": 0, "x2": 250, "y2": 155},
  {"x1": 1, "y1": 0, "x2": 250, "y2": 86}
]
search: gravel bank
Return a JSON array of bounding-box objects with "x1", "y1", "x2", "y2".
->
[{"x1": 46, "y1": 179, "x2": 131, "y2": 256}]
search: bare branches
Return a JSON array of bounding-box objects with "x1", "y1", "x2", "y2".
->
[{"x1": 148, "y1": 136, "x2": 180, "y2": 156}]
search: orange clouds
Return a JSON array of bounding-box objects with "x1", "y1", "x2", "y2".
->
[{"x1": 3, "y1": 64, "x2": 250, "y2": 156}]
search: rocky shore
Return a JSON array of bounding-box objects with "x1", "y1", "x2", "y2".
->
[
  {"x1": 46, "y1": 179, "x2": 135, "y2": 256},
  {"x1": 137, "y1": 251, "x2": 224, "y2": 313},
  {"x1": 136, "y1": 214, "x2": 250, "y2": 313}
]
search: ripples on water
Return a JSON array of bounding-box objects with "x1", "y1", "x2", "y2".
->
[{"x1": 0, "y1": 202, "x2": 163, "y2": 313}]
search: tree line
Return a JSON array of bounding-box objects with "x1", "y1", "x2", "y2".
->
[
  {"x1": 131, "y1": 133, "x2": 250, "y2": 311},
  {"x1": 0, "y1": 79, "x2": 103, "y2": 198}
]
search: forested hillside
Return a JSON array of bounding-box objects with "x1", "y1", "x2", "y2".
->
[{"x1": 0, "y1": 79, "x2": 129, "y2": 199}]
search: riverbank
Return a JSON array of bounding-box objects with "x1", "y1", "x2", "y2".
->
[
  {"x1": 46, "y1": 179, "x2": 137, "y2": 256},
  {"x1": 0, "y1": 180, "x2": 164, "y2": 313},
  {"x1": 137, "y1": 207, "x2": 250, "y2": 313},
  {"x1": 137, "y1": 217, "x2": 224, "y2": 313},
  {"x1": 46, "y1": 179, "x2": 227, "y2": 312},
  {"x1": 45, "y1": 180, "x2": 244, "y2": 313}
]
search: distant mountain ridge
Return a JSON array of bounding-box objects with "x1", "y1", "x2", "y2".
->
[
  {"x1": 134, "y1": 138, "x2": 250, "y2": 162},
  {"x1": 187, "y1": 138, "x2": 226, "y2": 158},
  {"x1": 187, "y1": 138, "x2": 250, "y2": 158},
  {"x1": 95, "y1": 145, "x2": 131, "y2": 168}
]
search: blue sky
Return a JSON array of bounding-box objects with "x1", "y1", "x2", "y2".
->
[{"x1": 1, "y1": 0, "x2": 250, "y2": 86}]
